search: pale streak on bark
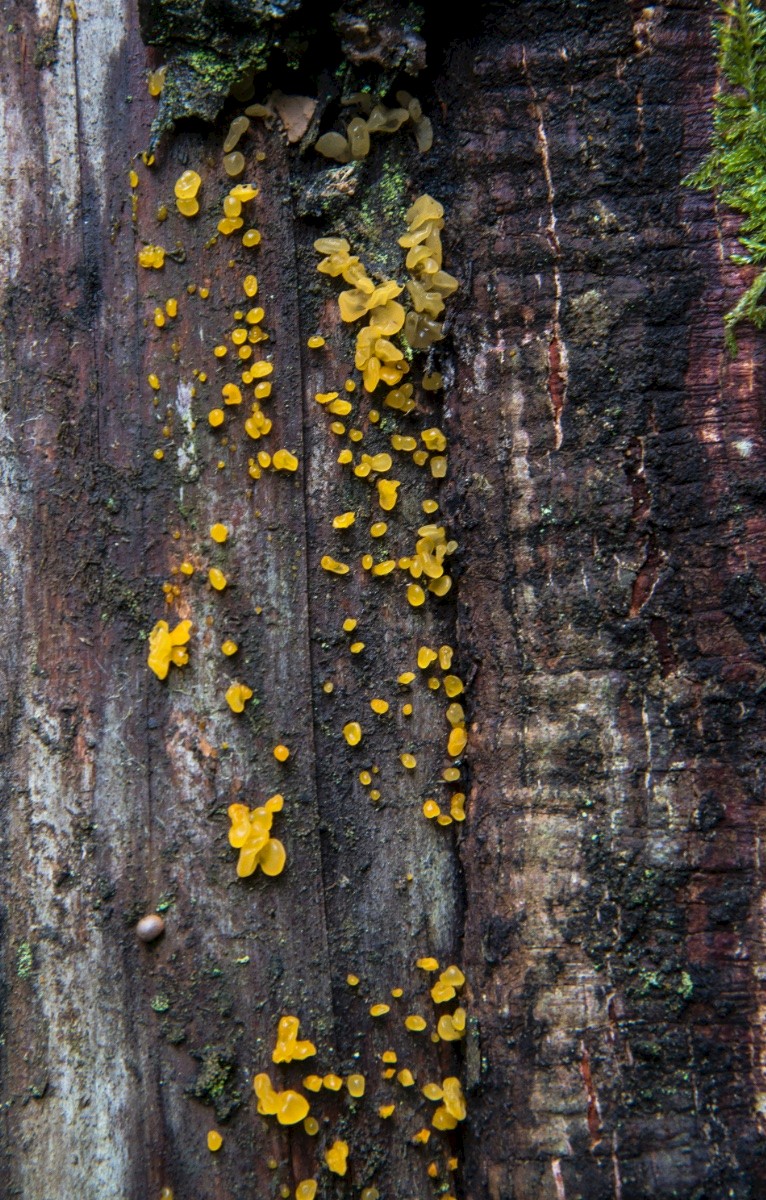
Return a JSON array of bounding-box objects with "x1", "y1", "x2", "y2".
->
[{"x1": 521, "y1": 46, "x2": 569, "y2": 452}]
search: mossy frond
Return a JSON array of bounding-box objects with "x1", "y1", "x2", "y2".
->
[{"x1": 685, "y1": 0, "x2": 766, "y2": 351}]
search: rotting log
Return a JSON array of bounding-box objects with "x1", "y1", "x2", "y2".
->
[{"x1": 1, "y1": 2, "x2": 765, "y2": 1199}]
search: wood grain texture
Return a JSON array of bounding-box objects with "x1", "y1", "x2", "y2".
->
[{"x1": 1, "y1": 2, "x2": 765, "y2": 1199}]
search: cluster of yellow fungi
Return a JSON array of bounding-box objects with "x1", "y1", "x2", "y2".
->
[
  {"x1": 315, "y1": 90, "x2": 432, "y2": 162},
  {"x1": 227, "y1": 795, "x2": 285, "y2": 878}
]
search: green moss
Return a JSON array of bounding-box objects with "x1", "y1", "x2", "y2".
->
[
  {"x1": 150, "y1": 993, "x2": 171, "y2": 1012},
  {"x1": 17, "y1": 941, "x2": 33, "y2": 979},
  {"x1": 686, "y1": 0, "x2": 766, "y2": 350}
]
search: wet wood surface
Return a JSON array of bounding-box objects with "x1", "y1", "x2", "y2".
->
[{"x1": 1, "y1": 2, "x2": 765, "y2": 1198}]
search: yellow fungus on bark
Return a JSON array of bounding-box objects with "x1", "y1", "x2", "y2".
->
[
  {"x1": 346, "y1": 973, "x2": 360, "y2": 986},
  {"x1": 447, "y1": 726, "x2": 467, "y2": 757},
  {"x1": 350, "y1": 641, "x2": 365, "y2": 654},
  {"x1": 325, "y1": 1141, "x2": 348, "y2": 1177},
  {"x1": 443, "y1": 675, "x2": 464, "y2": 697},
  {"x1": 407, "y1": 584, "x2": 426, "y2": 607},
  {"x1": 210, "y1": 523, "x2": 229, "y2": 543},
  {"x1": 209, "y1": 408, "x2": 225, "y2": 427},
  {"x1": 296, "y1": 1182, "x2": 317, "y2": 1200},
  {"x1": 397, "y1": 1069, "x2": 415, "y2": 1087},
  {"x1": 147, "y1": 619, "x2": 192, "y2": 679},
  {"x1": 370, "y1": 699, "x2": 389, "y2": 714},
  {"x1": 343, "y1": 722, "x2": 362, "y2": 746},
  {"x1": 209, "y1": 567, "x2": 227, "y2": 591},
  {"x1": 400, "y1": 753, "x2": 417, "y2": 770},
  {"x1": 274, "y1": 744, "x2": 290, "y2": 762},
  {"x1": 323, "y1": 1073, "x2": 343, "y2": 1091},
  {"x1": 207, "y1": 1130, "x2": 222, "y2": 1152},
  {"x1": 273, "y1": 449, "x2": 299, "y2": 471},
  {"x1": 303, "y1": 1075, "x2": 323, "y2": 1092},
  {"x1": 379, "y1": 1104, "x2": 395, "y2": 1118},
  {"x1": 405, "y1": 1015, "x2": 427, "y2": 1032},
  {"x1": 377, "y1": 478, "x2": 400, "y2": 511},
  {"x1": 398, "y1": 672, "x2": 416, "y2": 685},
  {"x1": 307, "y1": 335, "x2": 325, "y2": 348},
  {"x1": 303, "y1": 1118, "x2": 319, "y2": 1136},
  {"x1": 333, "y1": 511, "x2": 356, "y2": 529},
  {"x1": 370, "y1": 521, "x2": 388, "y2": 537},
  {"x1": 221, "y1": 640, "x2": 238, "y2": 656},
  {"x1": 226, "y1": 683, "x2": 253, "y2": 713},
  {"x1": 346, "y1": 1073, "x2": 365, "y2": 1097},
  {"x1": 370, "y1": 1003, "x2": 390, "y2": 1017},
  {"x1": 321, "y1": 556, "x2": 349, "y2": 575},
  {"x1": 272, "y1": 1015, "x2": 316, "y2": 1063},
  {"x1": 416, "y1": 957, "x2": 440, "y2": 971}
]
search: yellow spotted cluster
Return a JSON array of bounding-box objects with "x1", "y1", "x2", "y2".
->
[
  {"x1": 227, "y1": 795, "x2": 285, "y2": 877},
  {"x1": 315, "y1": 90, "x2": 432, "y2": 162}
]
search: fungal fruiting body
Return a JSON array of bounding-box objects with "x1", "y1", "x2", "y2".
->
[
  {"x1": 228, "y1": 795, "x2": 286, "y2": 878},
  {"x1": 253, "y1": 1073, "x2": 309, "y2": 1125},
  {"x1": 147, "y1": 619, "x2": 192, "y2": 679},
  {"x1": 325, "y1": 1140, "x2": 349, "y2": 1176},
  {"x1": 272, "y1": 1015, "x2": 316, "y2": 1063}
]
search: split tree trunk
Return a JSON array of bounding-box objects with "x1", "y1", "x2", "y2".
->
[{"x1": 1, "y1": 2, "x2": 765, "y2": 1199}]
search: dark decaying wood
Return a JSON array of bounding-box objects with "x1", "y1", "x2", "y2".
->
[{"x1": 1, "y1": 2, "x2": 765, "y2": 1198}]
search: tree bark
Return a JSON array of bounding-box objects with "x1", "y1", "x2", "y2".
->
[{"x1": 1, "y1": 2, "x2": 764, "y2": 1199}]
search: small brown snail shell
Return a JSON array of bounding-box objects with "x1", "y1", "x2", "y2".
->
[{"x1": 136, "y1": 913, "x2": 165, "y2": 943}]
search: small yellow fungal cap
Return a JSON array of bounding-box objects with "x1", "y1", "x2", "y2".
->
[
  {"x1": 303, "y1": 1075, "x2": 323, "y2": 1092},
  {"x1": 350, "y1": 641, "x2": 365, "y2": 654},
  {"x1": 443, "y1": 675, "x2": 464, "y2": 697},
  {"x1": 343, "y1": 722, "x2": 363, "y2": 747},
  {"x1": 447, "y1": 726, "x2": 467, "y2": 757},
  {"x1": 147, "y1": 619, "x2": 192, "y2": 680},
  {"x1": 398, "y1": 672, "x2": 416, "y2": 685},
  {"x1": 382, "y1": 1050, "x2": 397, "y2": 1063},
  {"x1": 423, "y1": 499, "x2": 439, "y2": 514},
  {"x1": 378, "y1": 1103, "x2": 395, "y2": 1118},
  {"x1": 303, "y1": 1118, "x2": 319, "y2": 1137},
  {"x1": 400, "y1": 753, "x2": 417, "y2": 770},
  {"x1": 405, "y1": 1015, "x2": 427, "y2": 1032},
  {"x1": 243, "y1": 274, "x2": 258, "y2": 297},
  {"x1": 180, "y1": 561, "x2": 194, "y2": 576},
  {"x1": 418, "y1": 646, "x2": 437, "y2": 669},
  {"x1": 338, "y1": 449, "x2": 353, "y2": 464},
  {"x1": 397, "y1": 1069, "x2": 415, "y2": 1087},
  {"x1": 413, "y1": 1128, "x2": 431, "y2": 1145},
  {"x1": 222, "y1": 383, "x2": 242, "y2": 405},
  {"x1": 359, "y1": 770, "x2": 372, "y2": 785},
  {"x1": 346, "y1": 973, "x2": 360, "y2": 986},
  {"x1": 377, "y1": 478, "x2": 400, "y2": 511},
  {"x1": 296, "y1": 1182, "x2": 317, "y2": 1200},
  {"x1": 370, "y1": 1003, "x2": 390, "y2": 1017},
  {"x1": 402, "y1": 703, "x2": 413, "y2": 716},
  {"x1": 343, "y1": 617, "x2": 358, "y2": 632},
  {"x1": 209, "y1": 567, "x2": 227, "y2": 591},
  {"x1": 391, "y1": 986, "x2": 403, "y2": 998},
  {"x1": 370, "y1": 522, "x2": 388, "y2": 537},
  {"x1": 221, "y1": 639, "x2": 238, "y2": 656},
  {"x1": 346, "y1": 1073, "x2": 365, "y2": 1097},
  {"x1": 210, "y1": 523, "x2": 229, "y2": 543},
  {"x1": 273, "y1": 449, "x2": 299, "y2": 472},
  {"x1": 333, "y1": 511, "x2": 356, "y2": 529},
  {"x1": 416, "y1": 957, "x2": 440, "y2": 971},
  {"x1": 323, "y1": 1073, "x2": 343, "y2": 1091},
  {"x1": 208, "y1": 408, "x2": 225, "y2": 427},
  {"x1": 423, "y1": 799, "x2": 441, "y2": 820},
  {"x1": 207, "y1": 1130, "x2": 222, "y2": 1152},
  {"x1": 148, "y1": 373, "x2": 160, "y2": 390},
  {"x1": 407, "y1": 584, "x2": 426, "y2": 607},
  {"x1": 225, "y1": 682, "x2": 253, "y2": 713},
  {"x1": 273, "y1": 744, "x2": 290, "y2": 762},
  {"x1": 325, "y1": 1140, "x2": 349, "y2": 1177},
  {"x1": 370, "y1": 699, "x2": 389, "y2": 714},
  {"x1": 307, "y1": 335, "x2": 325, "y2": 348},
  {"x1": 153, "y1": 448, "x2": 164, "y2": 460}
]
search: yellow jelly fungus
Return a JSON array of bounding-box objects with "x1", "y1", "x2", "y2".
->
[
  {"x1": 180, "y1": 561, "x2": 194, "y2": 576},
  {"x1": 370, "y1": 1003, "x2": 390, "y2": 1017},
  {"x1": 350, "y1": 641, "x2": 365, "y2": 654},
  {"x1": 320, "y1": 553, "x2": 351, "y2": 577},
  {"x1": 274, "y1": 744, "x2": 290, "y2": 762},
  {"x1": 209, "y1": 568, "x2": 227, "y2": 591},
  {"x1": 230, "y1": 798, "x2": 285, "y2": 877},
  {"x1": 174, "y1": 169, "x2": 201, "y2": 200},
  {"x1": 382, "y1": 1050, "x2": 397, "y2": 1063},
  {"x1": 397, "y1": 1069, "x2": 415, "y2": 1087},
  {"x1": 402, "y1": 703, "x2": 413, "y2": 716},
  {"x1": 347, "y1": 973, "x2": 360, "y2": 986},
  {"x1": 242, "y1": 228, "x2": 261, "y2": 246},
  {"x1": 330, "y1": 421, "x2": 346, "y2": 435},
  {"x1": 369, "y1": 789, "x2": 381, "y2": 801},
  {"x1": 328, "y1": 398, "x2": 352, "y2": 416},
  {"x1": 370, "y1": 522, "x2": 388, "y2": 537},
  {"x1": 226, "y1": 683, "x2": 253, "y2": 713},
  {"x1": 296, "y1": 1182, "x2": 317, "y2": 1200},
  {"x1": 325, "y1": 1141, "x2": 348, "y2": 1177},
  {"x1": 333, "y1": 511, "x2": 356, "y2": 529},
  {"x1": 346, "y1": 1074, "x2": 365, "y2": 1097},
  {"x1": 448, "y1": 726, "x2": 467, "y2": 757},
  {"x1": 429, "y1": 678, "x2": 442, "y2": 691},
  {"x1": 450, "y1": 794, "x2": 466, "y2": 821},
  {"x1": 349, "y1": 429, "x2": 364, "y2": 443},
  {"x1": 138, "y1": 245, "x2": 165, "y2": 269},
  {"x1": 379, "y1": 1104, "x2": 395, "y2": 1118},
  {"x1": 398, "y1": 672, "x2": 416, "y2": 685},
  {"x1": 323, "y1": 1073, "x2": 343, "y2": 1091},
  {"x1": 400, "y1": 753, "x2": 417, "y2": 770},
  {"x1": 221, "y1": 640, "x2": 238, "y2": 656},
  {"x1": 423, "y1": 499, "x2": 439, "y2": 514},
  {"x1": 361, "y1": 1190, "x2": 380, "y2": 1200},
  {"x1": 444, "y1": 675, "x2": 464, "y2": 697},
  {"x1": 439, "y1": 645, "x2": 454, "y2": 670},
  {"x1": 148, "y1": 373, "x2": 160, "y2": 390},
  {"x1": 377, "y1": 478, "x2": 400, "y2": 511},
  {"x1": 272, "y1": 1015, "x2": 316, "y2": 1063},
  {"x1": 423, "y1": 799, "x2": 440, "y2": 820},
  {"x1": 258, "y1": 452, "x2": 271, "y2": 468},
  {"x1": 147, "y1": 619, "x2": 192, "y2": 679},
  {"x1": 359, "y1": 770, "x2": 372, "y2": 785},
  {"x1": 154, "y1": 307, "x2": 166, "y2": 328},
  {"x1": 243, "y1": 274, "x2": 258, "y2": 297},
  {"x1": 413, "y1": 1129, "x2": 431, "y2": 1145},
  {"x1": 343, "y1": 618, "x2": 358, "y2": 632},
  {"x1": 129, "y1": 169, "x2": 139, "y2": 188},
  {"x1": 303, "y1": 1118, "x2": 319, "y2": 1136},
  {"x1": 165, "y1": 298, "x2": 178, "y2": 318},
  {"x1": 372, "y1": 560, "x2": 396, "y2": 576},
  {"x1": 437, "y1": 1010, "x2": 466, "y2": 1042},
  {"x1": 431, "y1": 456, "x2": 447, "y2": 478},
  {"x1": 443, "y1": 766, "x2": 461, "y2": 782},
  {"x1": 153, "y1": 449, "x2": 164, "y2": 461},
  {"x1": 407, "y1": 584, "x2": 426, "y2": 607},
  {"x1": 338, "y1": 449, "x2": 353, "y2": 464},
  {"x1": 214, "y1": 345, "x2": 228, "y2": 359},
  {"x1": 273, "y1": 449, "x2": 299, "y2": 472},
  {"x1": 322, "y1": 681, "x2": 334, "y2": 694},
  {"x1": 223, "y1": 151, "x2": 245, "y2": 177},
  {"x1": 382, "y1": 1068, "x2": 396, "y2": 1079},
  {"x1": 303, "y1": 1075, "x2": 323, "y2": 1092},
  {"x1": 222, "y1": 383, "x2": 242, "y2": 405},
  {"x1": 343, "y1": 722, "x2": 363, "y2": 746},
  {"x1": 209, "y1": 408, "x2": 225, "y2": 427},
  {"x1": 370, "y1": 699, "x2": 389, "y2": 714},
  {"x1": 423, "y1": 1082, "x2": 443, "y2": 1101},
  {"x1": 207, "y1": 1130, "x2": 222, "y2": 1152},
  {"x1": 405, "y1": 1015, "x2": 427, "y2": 1032},
  {"x1": 418, "y1": 647, "x2": 437, "y2": 669},
  {"x1": 251, "y1": 360, "x2": 273, "y2": 378},
  {"x1": 361, "y1": 554, "x2": 373, "y2": 570},
  {"x1": 307, "y1": 335, "x2": 325, "y2": 349},
  {"x1": 391, "y1": 987, "x2": 403, "y2": 998},
  {"x1": 210, "y1": 523, "x2": 229, "y2": 543},
  {"x1": 416, "y1": 957, "x2": 440, "y2": 971}
]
